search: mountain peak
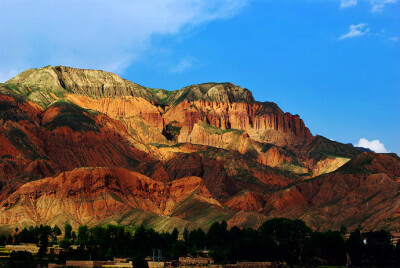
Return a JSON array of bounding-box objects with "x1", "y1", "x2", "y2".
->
[
  {"x1": 7, "y1": 65, "x2": 158, "y2": 102},
  {"x1": 165, "y1": 82, "x2": 255, "y2": 106},
  {"x1": 6, "y1": 66, "x2": 255, "y2": 106}
]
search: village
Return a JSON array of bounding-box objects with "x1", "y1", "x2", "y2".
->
[
  {"x1": 1, "y1": 220, "x2": 400, "y2": 267},
  {"x1": 1, "y1": 243, "x2": 283, "y2": 268}
]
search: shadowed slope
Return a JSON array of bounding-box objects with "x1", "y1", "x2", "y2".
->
[{"x1": 225, "y1": 152, "x2": 400, "y2": 231}]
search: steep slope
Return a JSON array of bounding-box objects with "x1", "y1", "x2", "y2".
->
[
  {"x1": 7, "y1": 66, "x2": 158, "y2": 103},
  {"x1": 7, "y1": 66, "x2": 312, "y2": 143},
  {"x1": 40, "y1": 101, "x2": 149, "y2": 171},
  {"x1": 5, "y1": 66, "x2": 357, "y2": 169},
  {"x1": 225, "y1": 152, "x2": 400, "y2": 231},
  {"x1": 148, "y1": 144, "x2": 299, "y2": 194},
  {"x1": 0, "y1": 167, "x2": 224, "y2": 230},
  {"x1": 1, "y1": 66, "x2": 393, "y2": 232},
  {"x1": 164, "y1": 100, "x2": 313, "y2": 147},
  {"x1": 0, "y1": 88, "x2": 151, "y2": 200}
]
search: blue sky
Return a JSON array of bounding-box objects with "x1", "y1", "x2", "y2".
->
[{"x1": 0, "y1": 0, "x2": 399, "y2": 153}]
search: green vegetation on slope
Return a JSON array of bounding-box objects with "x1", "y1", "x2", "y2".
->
[
  {"x1": 43, "y1": 100, "x2": 99, "y2": 132},
  {"x1": 163, "y1": 121, "x2": 182, "y2": 141},
  {"x1": 307, "y1": 135, "x2": 361, "y2": 161},
  {"x1": 4, "y1": 127, "x2": 45, "y2": 160},
  {"x1": 255, "y1": 101, "x2": 282, "y2": 115},
  {"x1": 198, "y1": 121, "x2": 243, "y2": 135}
]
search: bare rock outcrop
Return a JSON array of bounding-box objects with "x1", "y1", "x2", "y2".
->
[{"x1": 0, "y1": 167, "x2": 222, "y2": 227}]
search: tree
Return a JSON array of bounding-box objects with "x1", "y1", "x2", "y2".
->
[
  {"x1": 59, "y1": 238, "x2": 71, "y2": 249},
  {"x1": 72, "y1": 230, "x2": 77, "y2": 242},
  {"x1": 77, "y1": 225, "x2": 90, "y2": 247},
  {"x1": 171, "y1": 228, "x2": 179, "y2": 242},
  {"x1": 363, "y1": 230, "x2": 394, "y2": 265},
  {"x1": 347, "y1": 229, "x2": 364, "y2": 266},
  {"x1": 132, "y1": 252, "x2": 149, "y2": 268},
  {"x1": 307, "y1": 231, "x2": 346, "y2": 265},
  {"x1": 8, "y1": 251, "x2": 35, "y2": 268},
  {"x1": 19, "y1": 227, "x2": 34, "y2": 243},
  {"x1": 7, "y1": 234, "x2": 13, "y2": 244},
  {"x1": 0, "y1": 235, "x2": 6, "y2": 245},
  {"x1": 259, "y1": 218, "x2": 311, "y2": 265},
  {"x1": 183, "y1": 228, "x2": 189, "y2": 244},
  {"x1": 53, "y1": 225, "x2": 62, "y2": 236},
  {"x1": 395, "y1": 241, "x2": 400, "y2": 265},
  {"x1": 206, "y1": 221, "x2": 228, "y2": 248},
  {"x1": 38, "y1": 226, "x2": 50, "y2": 260},
  {"x1": 64, "y1": 223, "x2": 72, "y2": 239}
]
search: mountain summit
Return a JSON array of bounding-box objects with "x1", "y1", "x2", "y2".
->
[
  {"x1": 7, "y1": 65, "x2": 254, "y2": 105},
  {"x1": 0, "y1": 66, "x2": 398, "y2": 233}
]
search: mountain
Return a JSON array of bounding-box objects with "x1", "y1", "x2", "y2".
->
[{"x1": 0, "y1": 66, "x2": 398, "y2": 233}]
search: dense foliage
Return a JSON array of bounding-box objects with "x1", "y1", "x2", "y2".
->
[{"x1": 1, "y1": 219, "x2": 399, "y2": 266}]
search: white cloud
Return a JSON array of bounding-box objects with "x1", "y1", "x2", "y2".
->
[
  {"x1": 0, "y1": 0, "x2": 247, "y2": 78},
  {"x1": 388, "y1": 36, "x2": 399, "y2": 42},
  {"x1": 356, "y1": 138, "x2": 389, "y2": 153},
  {"x1": 339, "y1": 23, "x2": 370, "y2": 40},
  {"x1": 370, "y1": 0, "x2": 397, "y2": 12},
  {"x1": 341, "y1": 0, "x2": 358, "y2": 8},
  {"x1": 169, "y1": 58, "x2": 193, "y2": 73}
]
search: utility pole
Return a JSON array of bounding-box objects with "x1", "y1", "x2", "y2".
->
[
  {"x1": 157, "y1": 249, "x2": 162, "y2": 266},
  {"x1": 153, "y1": 249, "x2": 155, "y2": 268}
]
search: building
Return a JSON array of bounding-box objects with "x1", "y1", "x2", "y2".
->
[
  {"x1": 4, "y1": 244, "x2": 39, "y2": 254},
  {"x1": 48, "y1": 258, "x2": 133, "y2": 268},
  {"x1": 179, "y1": 257, "x2": 214, "y2": 266}
]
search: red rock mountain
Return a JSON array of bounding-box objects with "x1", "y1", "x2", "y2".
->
[{"x1": 0, "y1": 66, "x2": 398, "y2": 233}]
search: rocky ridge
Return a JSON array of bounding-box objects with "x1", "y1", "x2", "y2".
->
[{"x1": 0, "y1": 66, "x2": 398, "y2": 233}]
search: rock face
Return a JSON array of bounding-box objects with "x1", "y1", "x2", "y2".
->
[
  {"x1": 164, "y1": 100, "x2": 312, "y2": 147},
  {"x1": 225, "y1": 152, "x2": 400, "y2": 231},
  {"x1": 0, "y1": 66, "x2": 397, "y2": 232},
  {"x1": 0, "y1": 167, "x2": 222, "y2": 228},
  {"x1": 0, "y1": 89, "x2": 150, "y2": 189},
  {"x1": 7, "y1": 66, "x2": 312, "y2": 146},
  {"x1": 8, "y1": 66, "x2": 158, "y2": 101}
]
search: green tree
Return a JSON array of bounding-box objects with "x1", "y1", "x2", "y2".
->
[
  {"x1": 347, "y1": 229, "x2": 364, "y2": 266},
  {"x1": 395, "y1": 241, "x2": 400, "y2": 265},
  {"x1": 206, "y1": 221, "x2": 228, "y2": 248},
  {"x1": 8, "y1": 251, "x2": 35, "y2": 268},
  {"x1": 77, "y1": 225, "x2": 90, "y2": 247},
  {"x1": 38, "y1": 225, "x2": 50, "y2": 259},
  {"x1": 171, "y1": 228, "x2": 179, "y2": 242},
  {"x1": 59, "y1": 238, "x2": 71, "y2": 249},
  {"x1": 363, "y1": 230, "x2": 394, "y2": 265},
  {"x1": 53, "y1": 225, "x2": 62, "y2": 236},
  {"x1": 259, "y1": 218, "x2": 311, "y2": 265},
  {"x1": 0, "y1": 235, "x2": 6, "y2": 245},
  {"x1": 64, "y1": 223, "x2": 72, "y2": 239},
  {"x1": 7, "y1": 235, "x2": 13, "y2": 244},
  {"x1": 132, "y1": 252, "x2": 149, "y2": 268},
  {"x1": 183, "y1": 228, "x2": 189, "y2": 244},
  {"x1": 307, "y1": 231, "x2": 346, "y2": 265},
  {"x1": 210, "y1": 245, "x2": 230, "y2": 264}
]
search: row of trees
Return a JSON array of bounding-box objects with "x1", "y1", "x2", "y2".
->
[{"x1": 2, "y1": 218, "x2": 400, "y2": 266}]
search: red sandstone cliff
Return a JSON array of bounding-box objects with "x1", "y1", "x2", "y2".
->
[
  {"x1": 0, "y1": 167, "x2": 222, "y2": 228},
  {"x1": 0, "y1": 66, "x2": 395, "y2": 232}
]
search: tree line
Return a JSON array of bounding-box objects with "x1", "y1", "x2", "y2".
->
[{"x1": 2, "y1": 218, "x2": 400, "y2": 267}]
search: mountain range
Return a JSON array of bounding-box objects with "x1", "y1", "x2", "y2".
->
[{"x1": 0, "y1": 65, "x2": 398, "y2": 234}]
